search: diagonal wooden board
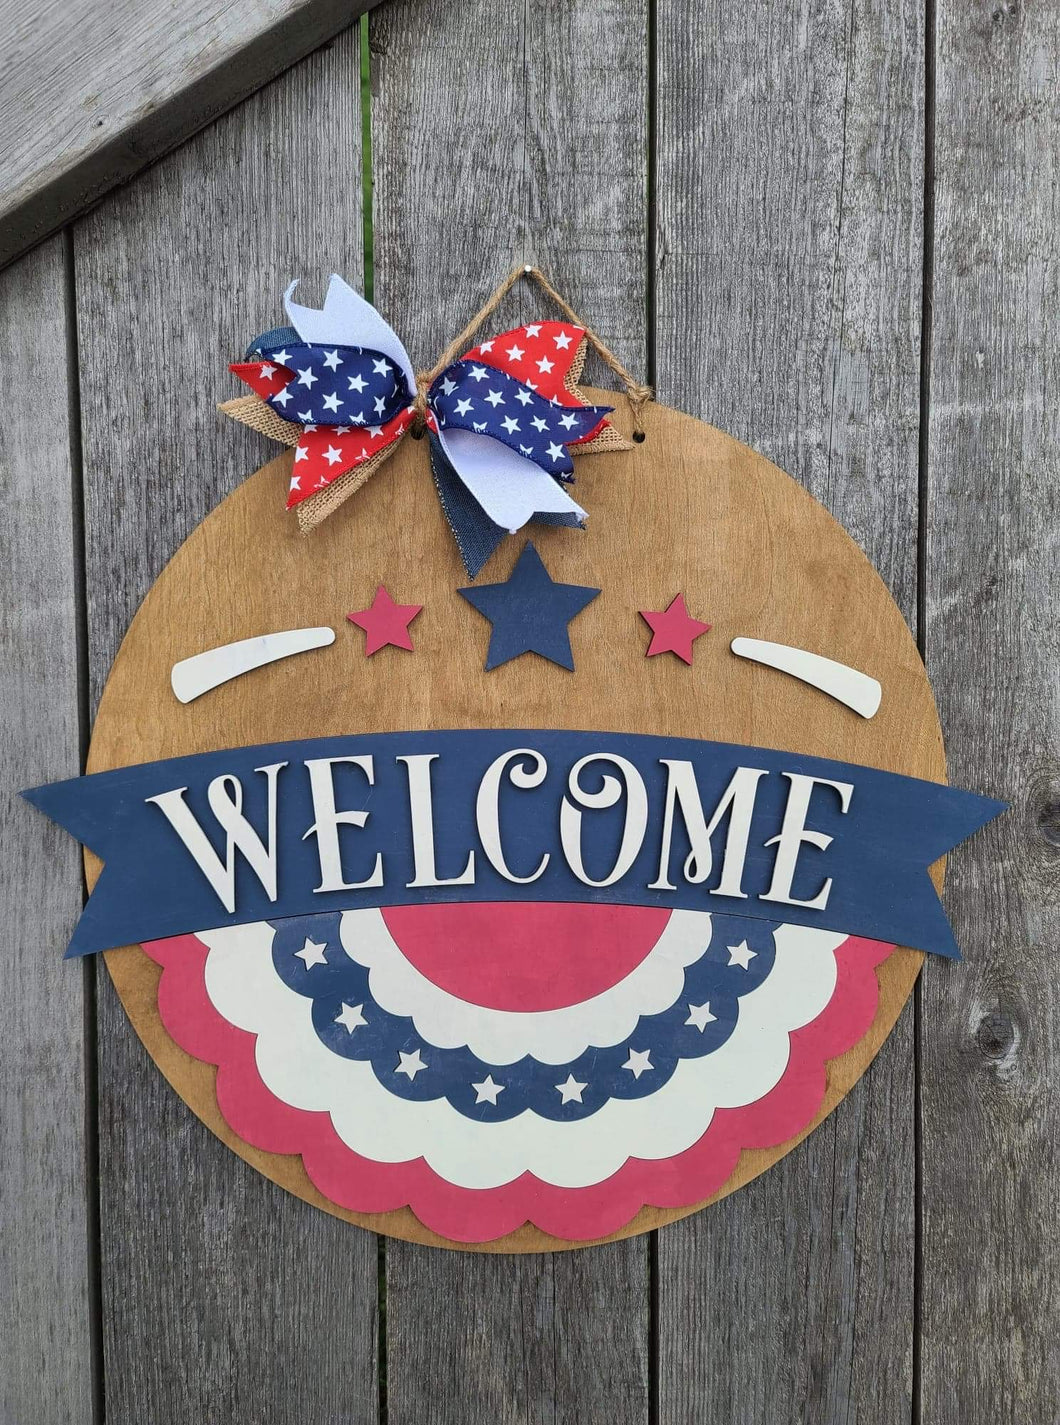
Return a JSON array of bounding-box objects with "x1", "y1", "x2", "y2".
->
[
  {"x1": 84, "y1": 392, "x2": 945, "y2": 1250},
  {"x1": 0, "y1": 0, "x2": 379, "y2": 271}
]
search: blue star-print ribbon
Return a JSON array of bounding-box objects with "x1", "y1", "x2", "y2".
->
[
  {"x1": 247, "y1": 330, "x2": 412, "y2": 427},
  {"x1": 428, "y1": 360, "x2": 611, "y2": 477}
]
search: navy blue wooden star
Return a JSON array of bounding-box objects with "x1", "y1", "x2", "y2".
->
[{"x1": 458, "y1": 542, "x2": 600, "y2": 671}]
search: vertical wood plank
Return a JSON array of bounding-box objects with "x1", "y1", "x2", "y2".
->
[
  {"x1": 73, "y1": 32, "x2": 380, "y2": 1423},
  {"x1": 655, "y1": 1, "x2": 924, "y2": 1419},
  {"x1": 0, "y1": 0, "x2": 381, "y2": 269},
  {"x1": 921, "y1": 2, "x2": 1060, "y2": 1418},
  {"x1": 370, "y1": 2, "x2": 651, "y2": 1421},
  {"x1": 370, "y1": 0, "x2": 647, "y2": 371},
  {"x1": 0, "y1": 238, "x2": 96, "y2": 1424}
]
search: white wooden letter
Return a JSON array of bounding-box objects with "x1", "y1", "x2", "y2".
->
[
  {"x1": 476, "y1": 748, "x2": 550, "y2": 884},
  {"x1": 398, "y1": 753, "x2": 476, "y2": 887},
  {"x1": 649, "y1": 761, "x2": 768, "y2": 896},
  {"x1": 303, "y1": 755, "x2": 384, "y2": 892},
  {"x1": 560, "y1": 753, "x2": 648, "y2": 888},
  {"x1": 146, "y1": 762, "x2": 287, "y2": 912},
  {"x1": 761, "y1": 772, "x2": 853, "y2": 910}
]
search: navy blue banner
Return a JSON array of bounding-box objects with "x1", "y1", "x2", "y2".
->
[{"x1": 23, "y1": 730, "x2": 1005, "y2": 959}]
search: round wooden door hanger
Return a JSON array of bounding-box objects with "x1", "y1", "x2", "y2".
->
[{"x1": 27, "y1": 277, "x2": 1003, "y2": 1251}]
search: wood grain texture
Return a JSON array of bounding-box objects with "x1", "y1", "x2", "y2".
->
[
  {"x1": 383, "y1": 1247, "x2": 649, "y2": 1425},
  {"x1": 0, "y1": 0, "x2": 379, "y2": 271},
  {"x1": 369, "y1": 0, "x2": 648, "y2": 373},
  {"x1": 0, "y1": 238, "x2": 95, "y2": 1425},
  {"x1": 921, "y1": 1, "x2": 1060, "y2": 1418},
  {"x1": 72, "y1": 33, "x2": 380, "y2": 1424},
  {"x1": 369, "y1": 0, "x2": 652, "y2": 1415},
  {"x1": 655, "y1": 0, "x2": 925, "y2": 1419}
]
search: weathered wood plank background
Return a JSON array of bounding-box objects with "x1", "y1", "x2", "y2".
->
[
  {"x1": 0, "y1": 0, "x2": 381, "y2": 269},
  {"x1": 0, "y1": 0, "x2": 1054, "y2": 1420},
  {"x1": 655, "y1": 0, "x2": 924, "y2": 1417}
]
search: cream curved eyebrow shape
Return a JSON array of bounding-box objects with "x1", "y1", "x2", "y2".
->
[
  {"x1": 171, "y1": 627, "x2": 336, "y2": 704},
  {"x1": 730, "y1": 638, "x2": 882, "y2": 719}
]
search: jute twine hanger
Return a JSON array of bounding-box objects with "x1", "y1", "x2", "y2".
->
[{"x1": 411, "y1": 262, "x2": 654, "y2": 436}]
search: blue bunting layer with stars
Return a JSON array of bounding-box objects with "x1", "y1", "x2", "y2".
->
[{"x1": 269, "y1": 912, "x2": 780, "y2": 1124}]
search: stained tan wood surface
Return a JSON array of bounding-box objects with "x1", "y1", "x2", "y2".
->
[{"x1": 86, "y1": 393, "x2": 942, "y2": 1253}]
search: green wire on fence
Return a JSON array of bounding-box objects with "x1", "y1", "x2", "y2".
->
[{"x1": 360, "y1": 12, "x2": 374, "y2": 304}]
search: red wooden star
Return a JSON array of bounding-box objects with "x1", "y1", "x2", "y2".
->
[
  {"x1": 347, "y1": 586, "x2": 423, "y2": 655},
  {"x1": 639, "y1": 594, "x2": 711, "y2": 665}
]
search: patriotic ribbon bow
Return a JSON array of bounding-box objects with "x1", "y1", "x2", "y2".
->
[{"x1": 224, "y1": 276, "x2": 630, "y2": 577}]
